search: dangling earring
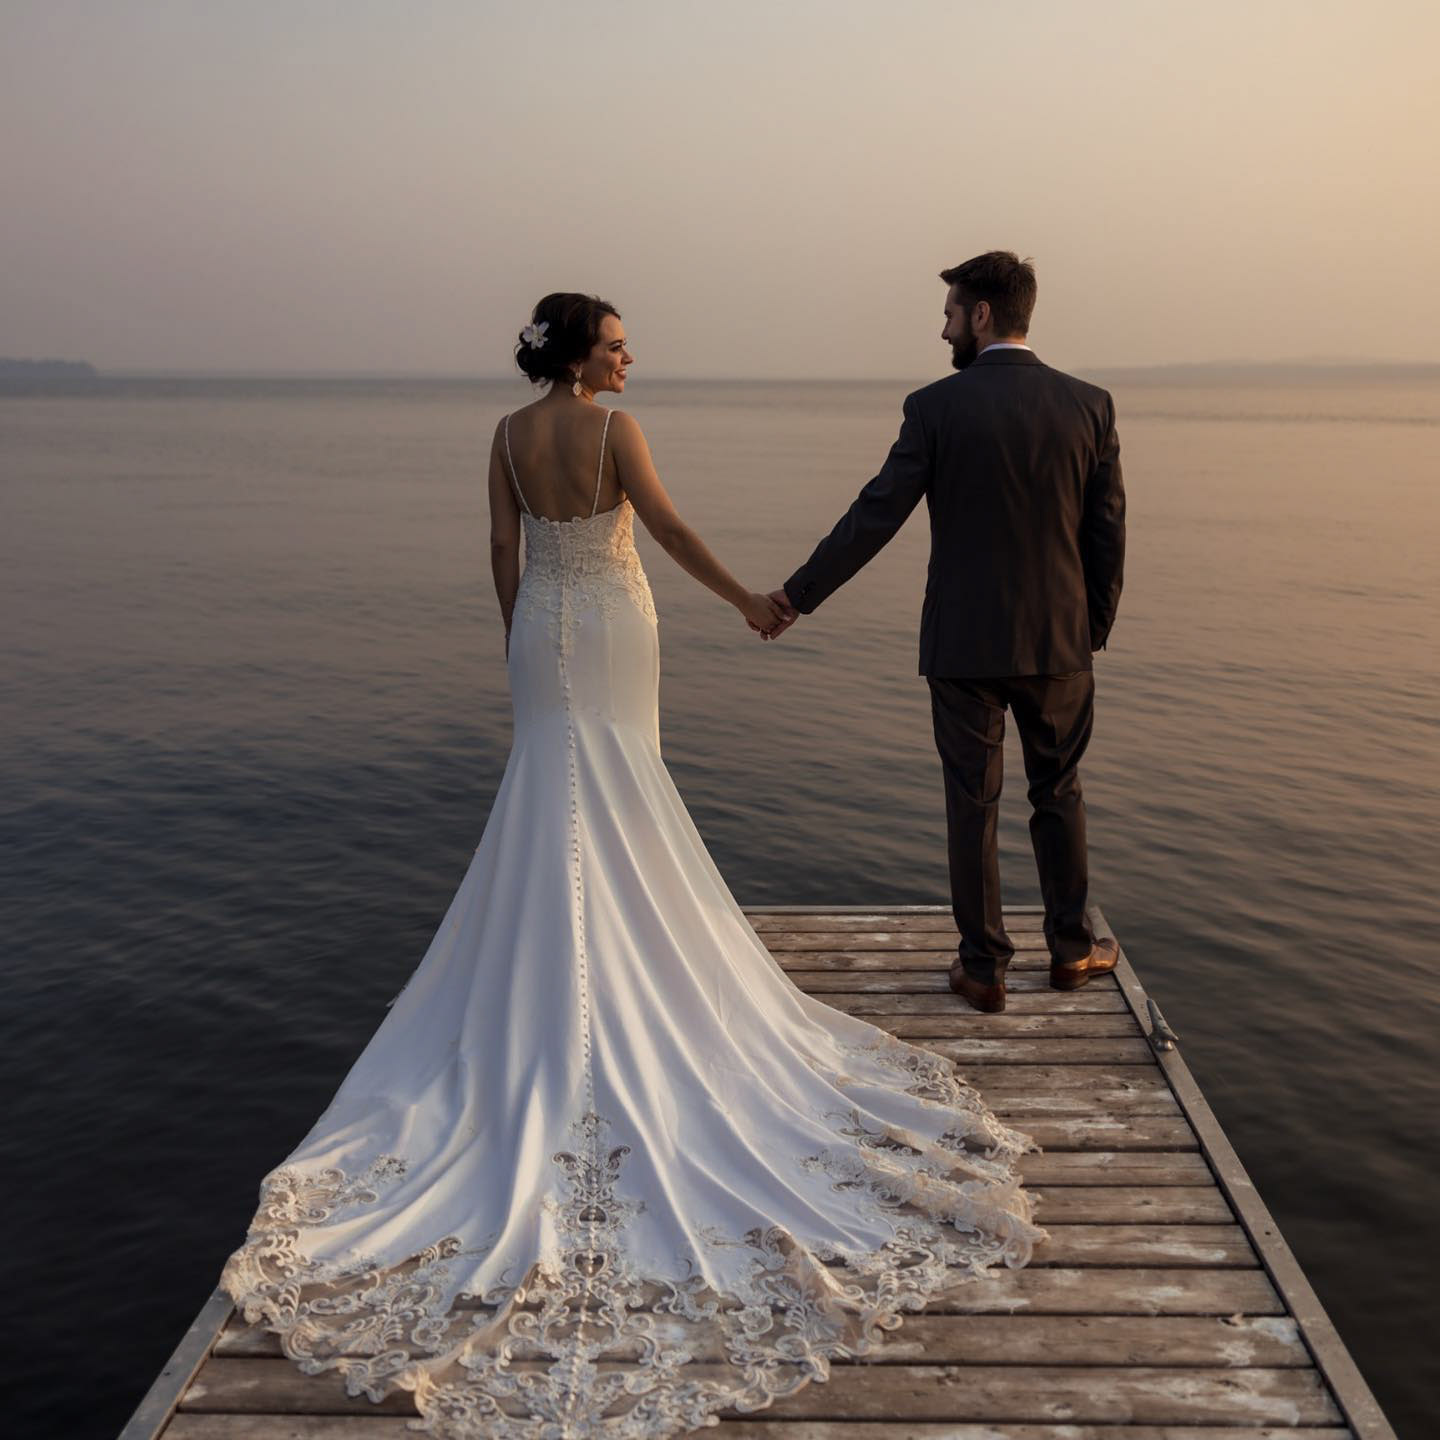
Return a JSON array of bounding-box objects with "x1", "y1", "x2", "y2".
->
[{"x1": 571, "y1": 369, "x2": 583, "y2": 398}]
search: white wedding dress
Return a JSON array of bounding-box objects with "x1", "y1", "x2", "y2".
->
[{"x1": 219, "y1": 408, "x2": 1051, "y2": 1438}]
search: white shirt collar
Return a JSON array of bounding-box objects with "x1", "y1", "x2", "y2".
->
[{"x1": 978, "y1": 341, "x2": 1033, "y2": 355}]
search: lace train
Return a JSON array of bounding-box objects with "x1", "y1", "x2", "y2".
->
[{"x1": 220, "y1": 1033, "x2": 1049, "y2": 1439}]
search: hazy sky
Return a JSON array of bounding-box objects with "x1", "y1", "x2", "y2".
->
[{"x1": 4, "y1": 1, "x2": 1437, "y2": 377}]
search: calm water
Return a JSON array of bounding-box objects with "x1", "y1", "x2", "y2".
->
[{"x1": 2, "y1": 374, "x2": 1436, "y2": 1437}]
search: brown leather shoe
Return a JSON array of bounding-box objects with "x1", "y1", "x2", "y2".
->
[
  {"x1": 949, "y1": 963, "x2": 1006, "y2": 1013},
  {"x1": 1050, "y1": 936, "x2": 1120, "y2": 990}
]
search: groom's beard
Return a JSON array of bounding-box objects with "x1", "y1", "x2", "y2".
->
[{"x1": 950, "y1": 336, "x2": 978, "y2": 370}]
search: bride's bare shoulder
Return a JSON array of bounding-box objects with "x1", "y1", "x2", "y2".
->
[
  {"x1": 606, "y1": 407, "x2": 648, "y2": 446},
  {"x1": 492, "y1": 398, "x2": 547, "y2": 447},
  {"x1": 503, "y1": 397, "x2": 547, "y2": 426}
]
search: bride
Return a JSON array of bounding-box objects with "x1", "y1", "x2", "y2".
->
[{"x1": 219, "y1": 291, "x2": 1050, "y2": 1438}]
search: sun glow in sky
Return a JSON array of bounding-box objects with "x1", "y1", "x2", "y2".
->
[{"x1": 3, "y1": 0, "x2": 1437, "y2": 377}]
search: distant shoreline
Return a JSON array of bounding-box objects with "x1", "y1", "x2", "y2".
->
[
  {"x1": 1083, "y1": 359, "x2": 1440, "y2": 386},
  {"x1": 0, "y1": 357, "x2": 99, "y2": 378},
  {"x1": 5, "y1": 360, "x2": 1439, "y2": 386}
]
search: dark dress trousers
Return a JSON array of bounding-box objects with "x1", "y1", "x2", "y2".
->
[{"x1": 782, "y1": 347, "x2": 1126, "y2": 980}]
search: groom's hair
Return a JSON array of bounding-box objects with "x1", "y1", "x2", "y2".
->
[{"x1": 939, "y1": 251, "x2": 1037, "y2": 337}]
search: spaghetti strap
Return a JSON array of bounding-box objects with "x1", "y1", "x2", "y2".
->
[
  {"x1": 501, "y1": 414, "x2": 533, "y2": 515},
  {"x1": 590, "y1": 408, "x2": 614, "y2": 517}
]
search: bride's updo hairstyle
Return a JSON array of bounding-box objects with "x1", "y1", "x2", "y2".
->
[{"x1": 514, "y1": 292, "x2": 620, "y2": 385}]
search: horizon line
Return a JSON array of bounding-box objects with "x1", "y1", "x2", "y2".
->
[{"x1": 16, "y1": 356, "x2": 1440, "y2": 383}]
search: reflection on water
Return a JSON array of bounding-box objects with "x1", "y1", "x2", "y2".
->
[{"x1": 2, "y1": 375, "x2": 1436, "y2": 1438}]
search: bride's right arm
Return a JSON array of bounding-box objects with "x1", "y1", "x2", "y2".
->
[
  {"x1": 609, "y1": 411, "x2": 786, "y2": 634},
  {"x1": 488, "y1": 423, "x2": 521, "y2": 652}
]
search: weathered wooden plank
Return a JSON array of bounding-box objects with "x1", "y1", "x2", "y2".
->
[
  {"x1": 823, "y1": 1312, "x2": 1310, "y2": 1366},
  {"x1": 822, "y1": 989, "x2": 1130, "y2": 1013},
  {"x1": 167, "y1": 1422, "x2": 412, "y2": 1440},
  {"x1": 776, "y1": 1365, "x2": 1341, "y2": 1424},
  {"x1": 1018, "y1": 1150, "x2": 1213, "y2": 1185},
  {"x1": 766, "y1": 932, "x2": 1053, "y2": 952},
  {"x1": 180, "y1": 1361, "x2": 412, "y2": 1415},
  {"x1": 1029, "y1": 1187, "x2": 1233, "y2": 1224},
  {"x1": 745, "y1": 904, "x2": 1044, "y2": 914},
  {"x1": 728, "y1": 1428, "x2": 1353, "y2": 1440},
  {"x1": 938, "y1": 1267, "x2": 1285, "y2": 1314},
  {"x1": 987, "y1": 1089, "x2": 1182, "y2": 1117},
  {"x1": 750, "y1": 913, "x2": 1047, "y2": 933},
  {"x1": 1025, "y1": 1163, "x2": 1215, "y2": 1186},
  {"x1": 778, "y1": 950, "x2": 1079, "y2": 971},
  {"x1": 756, "y1": 1365, "x2": 1343, "y2": 1425},
  {"x1": 877, "y1": 1013, "x2": 1142, "y2": 1038},
  {"x1": 989, "y1": 1111, "x2": 1185, "y2": 1142},
  {"x1": 1033, "y1": 1224, "x2": 1256, "y2": 1267},
  {"x1": 922, "y1": 1037, "x2": 1161, "y2": 1065},
  {"x1": 166, "y1": 1416, "x2": 1355, "y2": 1439},
  {"x1": 181, "y1": 1357, "x2": 1336, "y2": 1424},
  {"x1": 963, "y1": 1064, "x2": 1174, "y2": 1092},
  {"x1": 1003, "y1": 1116, "x2": 1198, "y2": 1150},
  {"x1": 791, "y1": 968, "x2": 1116, "y2": 992}
]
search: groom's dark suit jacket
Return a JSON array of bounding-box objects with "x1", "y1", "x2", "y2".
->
[{"x1": 782, "y1": 348, "x2": 1126, "y2": 677}]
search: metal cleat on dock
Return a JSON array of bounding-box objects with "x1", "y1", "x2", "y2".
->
[{"x1": 1146, "y1": 996, "x2": 1180, "y2": 1051}]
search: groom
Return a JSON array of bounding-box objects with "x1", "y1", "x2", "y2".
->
[{"x1": 766, "y1": 251, "x2": 1126, "y2": 1014}]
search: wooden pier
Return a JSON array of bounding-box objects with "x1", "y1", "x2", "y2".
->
[{"x1": 121, "y1": 905, "x2": 1397, "y2": 1439}]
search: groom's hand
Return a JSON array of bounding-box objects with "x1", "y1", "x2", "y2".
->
[{"x1": 751, "y1": 588, "x2": 798, "y2": 640}]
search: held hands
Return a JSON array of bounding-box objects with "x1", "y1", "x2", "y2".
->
[{"x1": 742, "y1": 588, "x2": 799, "y2": 641}]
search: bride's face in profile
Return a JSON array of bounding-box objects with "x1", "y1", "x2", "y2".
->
[{"x1": 577, "y1": 315, "x2": 633, "y2": 395}]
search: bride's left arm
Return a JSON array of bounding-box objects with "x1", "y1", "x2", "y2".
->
[
  {"x1": 610, "y1": 410, "x2": 785, "y2": 634},
  {"x1": 487, "y1": 423, "x2": 522, "y2": 653}
]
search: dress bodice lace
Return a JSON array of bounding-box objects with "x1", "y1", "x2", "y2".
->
[
  {"x1": 504, "y1": 409, "x2": 658, "y2": 652},
  {"x1": 514, "y1": 500, "x2": 658, "y2": 652}
]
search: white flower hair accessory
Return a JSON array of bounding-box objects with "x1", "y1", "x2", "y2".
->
[{"x1": 520, "y1": 320, "x2": 549, "y2": 350}]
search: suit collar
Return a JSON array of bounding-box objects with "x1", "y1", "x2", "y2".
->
[{"x1": 970, "y1": 347, "x2": 1042, "y2": 367}]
